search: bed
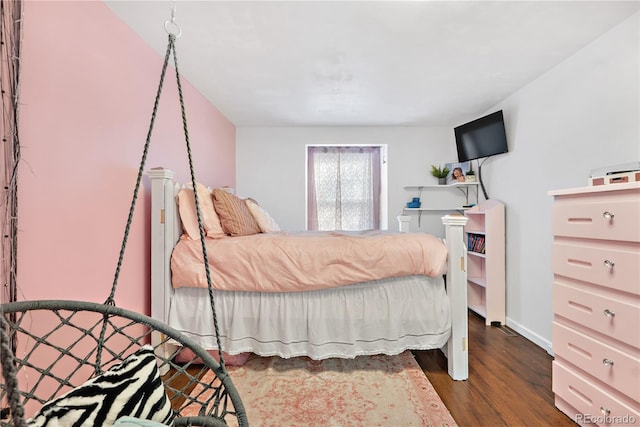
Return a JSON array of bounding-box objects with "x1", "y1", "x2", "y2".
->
[{"x1": 147, "y1": 167, "x2": 469, "y2": 380}]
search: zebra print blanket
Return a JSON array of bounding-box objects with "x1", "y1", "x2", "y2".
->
[{"x1": 27, "y1": 345, "x2": 173, "y2": 427}]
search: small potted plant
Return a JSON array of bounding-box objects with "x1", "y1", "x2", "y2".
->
[
  {"x1": 431, "y1": 165, "x2": 450, "y2": 185},
  {"x1": 465, "y1": 169, "x2": 476, "y2": 182}
]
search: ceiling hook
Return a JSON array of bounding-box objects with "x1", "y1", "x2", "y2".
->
[{"x1": 164, "y1": 0, "x2": 182, "y2": 38}]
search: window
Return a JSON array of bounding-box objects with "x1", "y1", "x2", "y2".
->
[{"x1": 307, "y1": 145, "x2": 385, "y2": 231}]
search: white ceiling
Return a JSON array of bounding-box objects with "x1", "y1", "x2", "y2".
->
[{"x1": 105, "y1": 1, "x2": 639, "y2": 127}]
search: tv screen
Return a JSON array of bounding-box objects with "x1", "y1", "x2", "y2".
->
[{"x1": 454, "y1": 110, "x2": 508, "y2": 162}]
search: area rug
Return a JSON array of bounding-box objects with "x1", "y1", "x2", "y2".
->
[{"x1": 185, "y1": 351, "x2": 457, "y2": 426}]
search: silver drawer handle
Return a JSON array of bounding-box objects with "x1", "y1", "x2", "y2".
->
[
  {"x1": 601, "y1": 407, "x2": 611, "y2": 417},
  {"x1": 604, "y1": 309, "x2": 616, "y2": 318},
  {"x1": 603, "y1": 211, "x2": 615, "y2": 220},
  {"x1": 603, "y1": 259, "x2": 615, "y2": 269},
  {"x1": 602, "y1": 358, "x2": 614, "y2": 367}
]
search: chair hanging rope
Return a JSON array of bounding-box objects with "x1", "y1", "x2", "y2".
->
[{"x1": 100, "y1": 31, "x2": 226, "y2": 368}]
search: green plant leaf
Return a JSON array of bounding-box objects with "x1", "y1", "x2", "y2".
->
[{"x1": 430, "y1": 165, "x2": 449, "y2": 178}]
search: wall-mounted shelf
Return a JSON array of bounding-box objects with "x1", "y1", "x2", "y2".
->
[
  {"x1": 402, "y1": 183, "x2": 479, "y2": 221},
  {"x1": 404, "y1": 183, "x2": 479, "y2": 188},
  {"x1": 404, "y1": 207, "x2": 474, "y2": 212}
]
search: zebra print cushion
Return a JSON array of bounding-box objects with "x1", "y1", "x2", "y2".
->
[{"x1": 27, "y1": 345, "x2": 173, "y2": 427}]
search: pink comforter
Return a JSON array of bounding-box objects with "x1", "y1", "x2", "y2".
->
[{"x1": 170, "y1": 231, "x2": 448, "y2": 292}]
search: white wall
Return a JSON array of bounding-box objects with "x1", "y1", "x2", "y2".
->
[
  {"x1": 236, "y1": 126, "x2": 464, "y2": 236},
  {"x1": 237, "y1": 12, "x2": 639, "y2": 352},
  {"x1": 484, "y1": 12, "x2": 639, "y2": 352}
]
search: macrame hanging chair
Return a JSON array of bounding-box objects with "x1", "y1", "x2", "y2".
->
[{"x1": 0, "y1": 11, "x2": 248, "y2": 427}]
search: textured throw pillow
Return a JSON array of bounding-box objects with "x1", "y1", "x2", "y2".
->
[
  {"x1": 27, "y1": 345, "x2": 173, "y2": 427},
  {"x1": 177, "y1": 182, "x2": 225, "y2": 240},
  {"x1": 245, "y1": 199, "x2": 281, "y2": 233},
  {"x1": 212, "y1": 189, "x2": 261, "y2": 237}
]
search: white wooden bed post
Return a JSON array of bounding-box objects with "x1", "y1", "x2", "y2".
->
[
  {"x1": 398, "y1": 213, "x2": 469, "y2": 380},
  {"x1": 147, "y1": 168, "x2": 180, "y2": 372},
  {"x1": 442, "y1": 214, "x2": 469, "y2": 380}
]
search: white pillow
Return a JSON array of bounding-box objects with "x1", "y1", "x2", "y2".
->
[{"x1": 245, "y1": 199, "x2": 281, "y2": 233}]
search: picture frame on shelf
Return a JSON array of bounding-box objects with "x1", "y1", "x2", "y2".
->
[{"x1": 444, "y1": 161, "x2": 471, "y2": 183}]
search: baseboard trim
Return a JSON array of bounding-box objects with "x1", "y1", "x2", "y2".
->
[{"x1": 505, "y1": 316, "x2": 553, "y2": 356}]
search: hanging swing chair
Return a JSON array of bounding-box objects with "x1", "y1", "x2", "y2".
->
[{"x1": 0, "y1": 11, "x2": 248, "y2": 427}]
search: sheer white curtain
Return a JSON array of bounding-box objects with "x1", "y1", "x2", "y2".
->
[{"x1": 307, "y1": 146, "x2": 381, "y2": 231}]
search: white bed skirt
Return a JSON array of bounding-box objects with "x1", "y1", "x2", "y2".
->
[{"x1": 168, "y1": 275, "x2": 451, "y2": 360}]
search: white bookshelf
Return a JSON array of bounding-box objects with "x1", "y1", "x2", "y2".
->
[{"x1": 464, "y1": 199, "x2": 505, "y2": 325}]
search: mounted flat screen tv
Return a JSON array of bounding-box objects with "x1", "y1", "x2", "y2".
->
[{"x1": 455, "y1": 110, "x2": 508, "y2": 162}]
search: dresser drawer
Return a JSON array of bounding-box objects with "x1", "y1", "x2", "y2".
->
[
  {"x1": 552, "y1": 190, "x2": 640, "y2": 242},
  {"x1": 553, "y1": 321, "x2": 640, "y2": 402},
  {"x1": 553, "y1": 361, "x2": 640, "y2": 426},
  {"x1": 553, "y1": 281, "x2": 640, "y2": 349},
  {"x1": 553, "y1": 241, "x2": 640, "y2": 296}
]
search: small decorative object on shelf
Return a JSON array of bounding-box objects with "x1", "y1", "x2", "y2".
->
[
  {"x1": 451, "y1": 167, "x2": 466, "y2": 182},
  {"x1": 465, "y1": 170, "x2": 476, "y2": 182},
  {"x1": 431, "y1": 164, "x2": 450, "y2": 185},
  {"x1": 406, "y1": 197, "x2": 421, "y2": 208},
  {"x1": 445, "y1": 161, "x2": 471, "y2": 183}
]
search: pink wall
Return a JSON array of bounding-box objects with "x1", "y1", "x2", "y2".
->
[{"x1": 17, "y1": 1, "x2": 235, "y2": 314}]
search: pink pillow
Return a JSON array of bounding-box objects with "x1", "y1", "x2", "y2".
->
[
  {"x1": 177, "y1": 183, "x2": 225, "y2": 240},
  {"x1": 212, "y1": 189, "x2": 261, "y2": 236}
]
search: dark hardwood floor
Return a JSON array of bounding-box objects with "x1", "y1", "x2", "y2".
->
[{"x1": 413, "y1": 310, "x2": 577, "y2": 427}]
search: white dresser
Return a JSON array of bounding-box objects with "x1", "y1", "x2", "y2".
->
[{"x1": 549, "y1": 182, "x2": 640, "y2": 426}]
